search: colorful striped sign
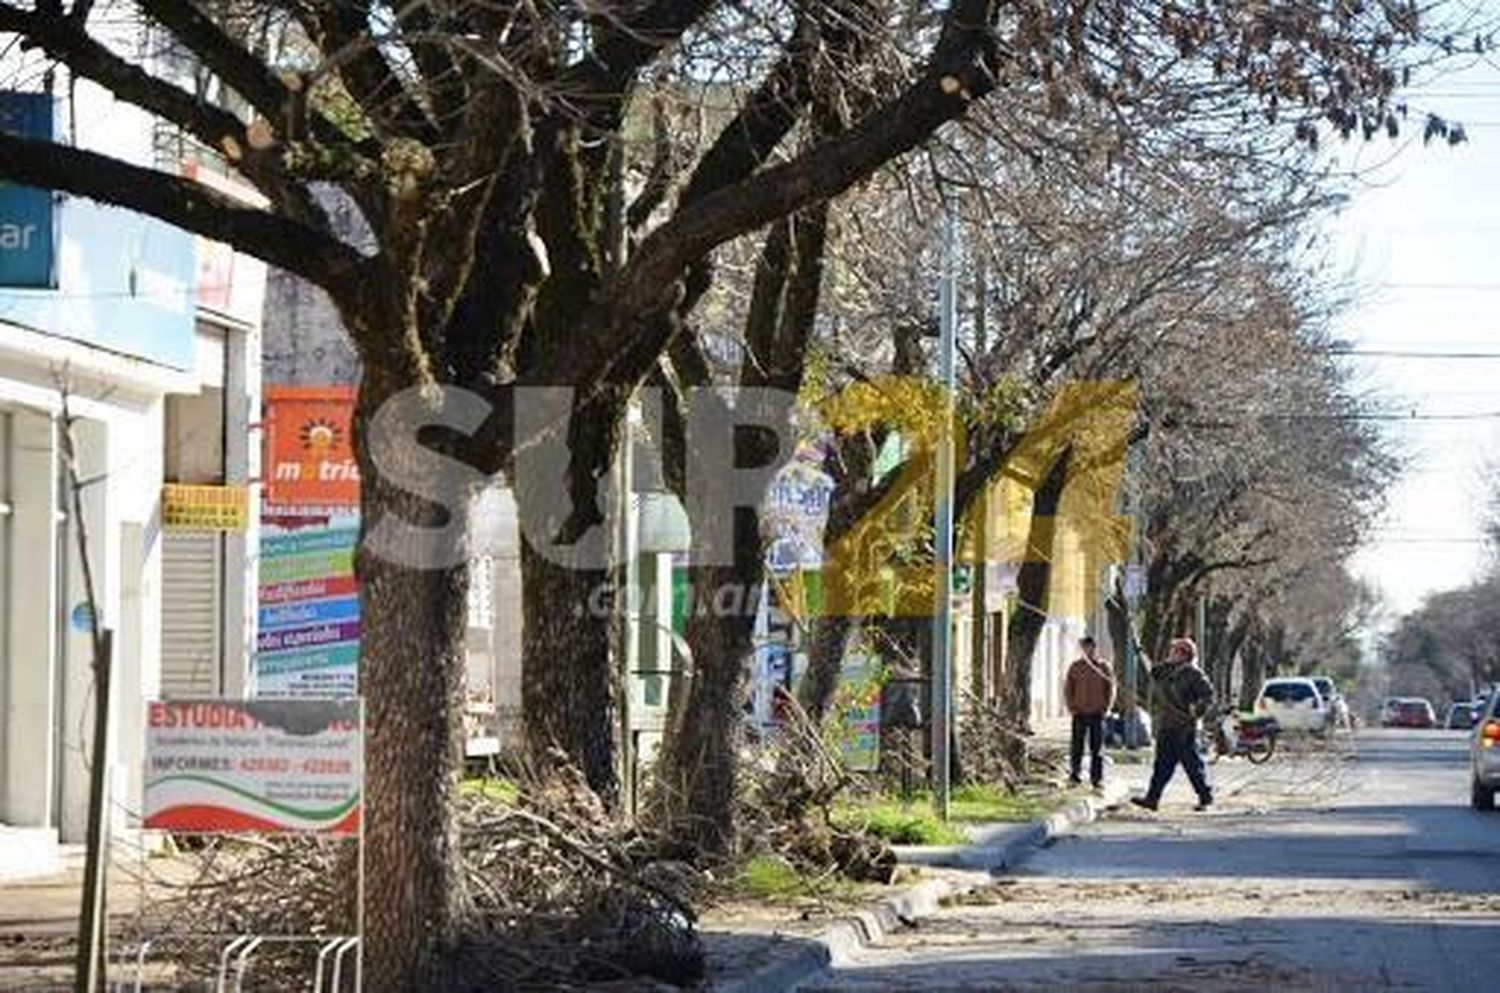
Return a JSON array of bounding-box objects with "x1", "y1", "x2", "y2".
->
[
  {"x1": 258, "y1": 548, "x2": 356, "y2": 585},
  {"x1": 259, "y1": 574, "x2": 359, "y2": 606},
  {"x1": 259, "y1": 596, "x2": 360, "y2": 631},
  {"x1": 257, "y1": 512, "x2": 360, "y2": 698}
]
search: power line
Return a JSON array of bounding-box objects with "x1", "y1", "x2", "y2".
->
[
  {"x1": 1368, "y1": 282, "x2": 1500, "y2": 292},
  {"x1": 1327, "y1": 349, "x2": 1500, "y2": 358},
  {"x1": 1265, "y1": 411, "x2": 1500, "y2": 421},
  {"x1": 1365, "y1": 537, "x2": 1488, "y2": 544}
]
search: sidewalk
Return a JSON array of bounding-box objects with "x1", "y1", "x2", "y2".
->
[
  {"x1": 0, "y1": 861, "x2": 160, "y2": 991},
  {"x1": 702, "y1": 780, "x2": 1128, "y2": 991},
  {"x1": 5, "y1": 783, "x2": 1128, "y2": 992}
]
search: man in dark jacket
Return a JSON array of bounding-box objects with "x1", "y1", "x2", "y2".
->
[
  {"x1": 1064, "y1": 636, "x2": 1115, "y2": 789},
  {"x1": 1131, "y1": 637, "x2": 1215, "y2": 811}
]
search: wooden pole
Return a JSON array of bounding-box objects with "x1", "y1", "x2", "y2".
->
[
  {"x1": 60, "y1": 387, "x2": 112, "y2": 993},
  {"x1": 73, "y1": 630, "x2": 112, "y2": 993}
]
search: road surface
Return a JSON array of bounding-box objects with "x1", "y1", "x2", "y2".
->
[{"x1": 803, "y1": 729, "x2": 1500, "y2": 992}]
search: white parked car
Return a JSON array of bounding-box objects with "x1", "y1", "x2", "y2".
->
[{"x1": 1255, "y1": 677, "x2": 1330, "y2": 733}]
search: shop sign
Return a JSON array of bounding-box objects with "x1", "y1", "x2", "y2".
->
[
  {"x1": 0, "y1": 92, "x2": 54, "y2": 287},
  {"x1": 143, "y1": 698, "x2": 361, "y2": 835},
  {"x1": 257, "y1": 515, "x2": 360, "y2": 698},
  {"x1": 161, "y1": 483, "x2": 249, "y2": 531},
  {"x1": 263, "y1": 386, "x2": 360, "y2": 509}
]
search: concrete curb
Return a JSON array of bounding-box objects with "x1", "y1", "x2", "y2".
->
[
  {"x1": 713, "y1": 782, "x2": 1128, "y2": 991},
  {"x1": 890, "y1": 780, "x2": 1129, "y2": 871}
]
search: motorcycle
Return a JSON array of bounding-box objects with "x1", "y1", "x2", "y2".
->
[{"x1": 1208, "y1": 706, "x2": 1279, "y2": 764}]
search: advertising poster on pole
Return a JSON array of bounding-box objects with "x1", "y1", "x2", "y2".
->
[
  {"x1": 143, "y1": 699, "x2": 362, "y2": 835},
  {"x1": 834, "y1": 644, "x2": 881, "y2": 771},
  {"x1": 262, "y1": 385, "x2": 361, "y2": 508},
  {"x1": 258, "y1": 385, "x2": 361, "y2": 698},
  {"x1": 258, "y1": 514, "x2": 360, "y2": 697}
]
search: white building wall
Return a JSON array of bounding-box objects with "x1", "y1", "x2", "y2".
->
[
  {"x1": 0, "y1": 24, "x2": 264, "y2": 874},
  {"x1": 1, "y1": 408, "x2": 58, "y2": 832},
  {"x1": 0, "y1": 345, "x2": 172, "y2": 847}
]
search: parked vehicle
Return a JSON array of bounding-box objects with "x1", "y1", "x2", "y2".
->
[
  {"x1": 1446, "y1": 701, "x2": 1483, "y2": 730},
  {"x1": 1104, "y1": 707, "x2": 1153, "y2": 748},
  {"x1": 1383, "y1": 697, "x2": 1437, "y2": 729},
  {"x1": 1255, "y1": 677, "x2": 1329, "y2": 732},
  {"x1": 1209, "y1": 706, "x2": 1279, "y2": 764},
  {"x1": 1311, "y1": 676, "x2": 1351, "y2": 730},
  {"x1": 1471, "y1": 691, "x2": 1500, "y2": 810}
]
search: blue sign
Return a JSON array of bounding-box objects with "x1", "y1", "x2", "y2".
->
[
  {"x1": 69, "y1": 601, "x2": 95, "y2": 634},
  {"x1": 259, "y1": 595, "x2": 360, "y2": 632},
  {"x1": 0, "y1": 92, "x2": 55, "y2": 287},
  {"x1": 0, "y1": 194, "x2": 195, "y2": 369}
]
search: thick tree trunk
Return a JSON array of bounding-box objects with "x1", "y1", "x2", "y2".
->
[
  {"x1": 663, "y1": 558, "x2": 761, "y2": 855},
  {"x1": 510, "y1": 417, "x2": 620, "y2": 806},
  {"x1": 353, "y1": 380, "x2": 473, "y2": 993},
  {"x1": 517, "y1": 536, "x2": 617, "y2": 802},
  {"x1": 1003, "y1": 447, "x2": 1073, "y2": 730},
  {"x1": 658, "y1": 209, "x2": 824, "y2": 854}
]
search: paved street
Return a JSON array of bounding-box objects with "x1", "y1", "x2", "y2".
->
[{"x1": 803, "y1": 730, "x2": 1500, "y2": 991}]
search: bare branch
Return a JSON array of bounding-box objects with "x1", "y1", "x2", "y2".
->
[{"x1": 0, "y1": 131, "x2": 364, "y2": 290}]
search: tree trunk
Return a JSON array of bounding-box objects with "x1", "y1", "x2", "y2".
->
[
  {"x1": 1104, "y1": 574, "x2": 1134, "y2": 711},
  {"x1": 517, "y1": 538, "x2": 617, "y2": 802},
  {"x1": 1217, "y1": 610, "x2": 1252, "y2": 706},
  {"x1": 663, "y1": 558, "x2": 761, "y2": 855},
  {"x1": 1003, "y1": 446, "x2": 1073, "y2": 730},
  {"x1": 798, "y1": 614, "x2": 852, "y2": 723},
  {"x1": 353, "y1": 378, "x2": 473, "y2": 993},
  {"x1": 658, "y1": 209, "x2": 824, "y2": 854},
  {"x1": 512, "y1": 444, "x2": 619, "y2": 805},
  {"x1": 873, "y1": 615, "x2": 928, "y2": 780},
  {"x1": 1239, "y1": 640, "x2": 1267, "y2": 711}
]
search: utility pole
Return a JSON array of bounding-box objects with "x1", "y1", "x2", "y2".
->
[
  {"x1": 1195, "y1": 593, "x2": 1208, "y2": 662},
  {"x1": 969, "y1": 260, "x2": 988, "y2": 701},
  {"x1": 606, "y1": 142, "x2": 639, "y2": 818},
  {"x1": 60, "y1": 390, "x2": 110, "y2": 993},
  {"x1": 1121, "y1": 441, "x2": 1146, "y2": 750},
  {"x1": 616, "y1": 405, "x2": 638, "y2": 818},
  {"x1": 932, "y1": 208, "x2": 957, "y2": 821}
]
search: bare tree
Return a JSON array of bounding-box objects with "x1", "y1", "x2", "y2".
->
[{"x1": 0, "y1": 0, "x2": 1472, "y2": 983}]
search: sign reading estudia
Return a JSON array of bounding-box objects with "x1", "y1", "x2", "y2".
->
[{"x1": 143, "y1": 699, "x2": 362, "y2": 835}]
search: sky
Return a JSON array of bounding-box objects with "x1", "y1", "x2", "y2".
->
[{"x1": 1329, "y1": 55, "x2": 1500, "y2": 620}]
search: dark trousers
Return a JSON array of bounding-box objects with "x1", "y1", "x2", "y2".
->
[
  {"x1": 1145, "y1": 726, "x2": 1212, "y2": 804},
  {"x1": 1070, "y1": 713, "x2": 1105, "y2": 786}
]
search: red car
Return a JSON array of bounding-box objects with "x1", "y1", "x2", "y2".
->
[{"x1": 1382, "y1": 697, "x2": 1437, "y2": 728}]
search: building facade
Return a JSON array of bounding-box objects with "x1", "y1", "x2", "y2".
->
[{"x1": 0, "y1": 80, "x2": 264, "y2": 876}]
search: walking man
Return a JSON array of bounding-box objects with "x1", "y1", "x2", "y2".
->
[
  {"x1": 1064, "y1": 636, "x2": 1114, "y2": 789},
  {"x1": 1131, "y1": 637, "x2": 1215, "y2": 811}
]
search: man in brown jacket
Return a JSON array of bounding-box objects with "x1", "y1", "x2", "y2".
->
[{"x1": 1064, "y1": 636, "x2": 1115, "y2": 789}]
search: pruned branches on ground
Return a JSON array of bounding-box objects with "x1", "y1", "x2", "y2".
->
[{"x1": 127, "y1": 777, "x2": 704, "y2": 992}]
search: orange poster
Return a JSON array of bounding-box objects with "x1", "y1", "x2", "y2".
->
[{"x1": 263, "y1": 386, "x2": 360, "y2": 508}]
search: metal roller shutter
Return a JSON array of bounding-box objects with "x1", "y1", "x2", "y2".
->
[{"x1": 160, "y1": 532, "x2": 221, "y2": 697}]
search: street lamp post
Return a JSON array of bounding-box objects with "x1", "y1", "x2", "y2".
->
[{"x1": 932, "y1": 208, "x2": 958, "y2": 821}]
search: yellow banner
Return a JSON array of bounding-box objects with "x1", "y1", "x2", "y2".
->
[{"x1": 162, "y1": 484, "x2": 248, "y2": 531}]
